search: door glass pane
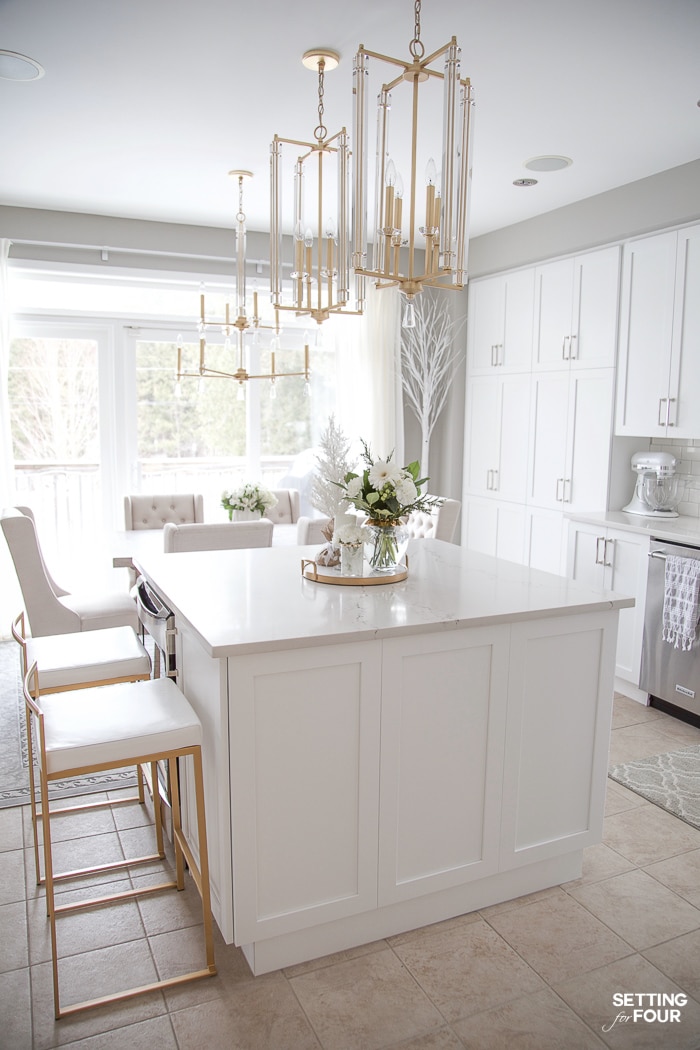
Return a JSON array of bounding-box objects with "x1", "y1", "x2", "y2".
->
[
  {"x1": 135, "y1": 337, "x2": 248, "y2": 509},
  {"x1": 8, "y1": 335, "x2": 101, "y2": 565}
]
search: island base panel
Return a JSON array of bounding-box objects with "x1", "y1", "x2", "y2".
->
[{"x1": 240, "y1": 851, "x2": 582, "y2": 975}]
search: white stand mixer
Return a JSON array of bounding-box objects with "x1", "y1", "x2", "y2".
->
[{"x1": 623, "y1": 451, "x2": 684, "y2": 517}]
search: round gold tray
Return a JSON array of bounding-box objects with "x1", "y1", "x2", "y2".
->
[{"x1": 301, "y1": 557, "x2": 408, "y2": 586}]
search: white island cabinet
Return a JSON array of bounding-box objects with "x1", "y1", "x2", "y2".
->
[{"x1": 135, "y1": 541, "x2": 632, "y2": 976}]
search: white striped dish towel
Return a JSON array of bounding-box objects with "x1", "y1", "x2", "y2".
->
[{"x1": 662, "y1": 555, "x2": 700, "y2": 651}]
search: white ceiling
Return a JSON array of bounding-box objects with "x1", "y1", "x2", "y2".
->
[{"x1": 1, "y1": 0, "x2": 699, "y2": 240}]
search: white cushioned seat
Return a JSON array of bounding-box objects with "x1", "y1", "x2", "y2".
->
[
  {"x1": 24, "y1": 625, "x2": 150, "y2": 692},
  {"x1": 40, "y1": 676, "x2": 202, "y2": 775},
  {"x1": 1, "y1": 507, "x2": 139, "y2": 636},
  {"x1": 266, "y1": 489, "x2": 300, "y2": 524},
  {"x1": 57, "y1": 591, "x2": 140, "y2": 632},
  {"x1": 163, "y1": 519, "x2": 274, "y2": 552},
  {"x1": 296, "y1": 516, "x2": 332, "y2": 544},
  {"x1": 124, "y1": 493, "x2": 204, "y2": 530},
  {"x1": 404, "y1": 498, "x2": 461, "y2": 543}
]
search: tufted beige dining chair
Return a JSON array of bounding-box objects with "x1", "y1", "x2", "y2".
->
[
  {"x1": 163, "y1": 519, "x2": 274, "y2": 552},
  {"x1": 404, "y1": 498, "x2": 461, "y2": 543},
  {"x1": 1, "y1": 508, "x2": 139, "y2": 636},
  {"x1": 124, "y1": 493, "x2": 204, "y2": 530},
  {"x1": 296, "y1": 516, "x2": 332, "y2": 544},
  {"x1": 267, "y1": 489, "x2": 301, "y2": 525}
]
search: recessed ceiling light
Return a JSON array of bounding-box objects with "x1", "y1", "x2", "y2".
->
[
  {"x1": 524, "y1": 155, "x2": 572, "y2": 172},
  {"x1": 0, "y1": 50, "x2": 45, "y2": 81},
  {"x1": 513, "y1": 178, "x2": 538, "y2": 187}
]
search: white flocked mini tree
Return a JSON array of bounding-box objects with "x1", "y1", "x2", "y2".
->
[
  {"x1": 310, "y1": 414, "x2": 354, "y2": 521},
  {"x1": 401, "y1": 293, "x2": 465, "y2": 483}
]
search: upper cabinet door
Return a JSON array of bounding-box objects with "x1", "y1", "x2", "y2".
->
[
  {"x1": 572, "y1": 246, "x2": 620, "y2": 369},
  {"x1": 533, "y1": 247, "x2": 620, "y2": 372},
  {"x1": 468, "y1": 270, "x2": 534, "y2": 375},
  {"x1": 533, "y1": 258, "x2": 574, "y2": 370},
  {"x1": 670, "y1": 224, "x2": 700, "y2": 439},
  {"x1": 615, "y1": 229, "x2": 689, "y2": 437}
]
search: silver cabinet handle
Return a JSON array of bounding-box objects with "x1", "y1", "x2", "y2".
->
[
  {"x1": 493, "y1": 469, "x2": 499, "y2": 491},
  {"x1": 556, "y1": 477, "x2": 564, "y2": 502},
  {"x1": 497, "y1": 343, "x2": 503, "y2": 366},
  {"x1": 562, "y1": 478, "x2": 571, "y2": 503},
  {"x1": 562, "y1": 335, "x2": 569, "y2": 360},
  {"x1": 595, "y1": 536, "x2": 605, "y2": 565},
  {"x1": 603, "y1": 537, "x2": 614, "y2": 567},
  {"x1": 658, "y1": 398, "x2": 668, "y2": 427},
  {"x1": 486, "y1": 469, "x2": 493, "y2": 490},
  {"x1": 569, "y1": 334, "x2": 577, "y2": 360},
  {"x1": 667, "y1": 398, "x2": 676, "y2": 427},
  {"x1": 491, "y1": 344, "x2": 497, "y2": 367}
]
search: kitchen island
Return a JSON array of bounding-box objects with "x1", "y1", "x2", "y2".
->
[{"x1": 136, "y1": 539, "x2": 633, "y2": 975}]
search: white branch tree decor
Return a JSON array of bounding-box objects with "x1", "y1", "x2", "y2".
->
[
  {"x1": 310, "y1": 414, "x2": 353, "y2": 520},
  {"x1": 400, "y1": 294, "x2": 465, "y2": 482}
]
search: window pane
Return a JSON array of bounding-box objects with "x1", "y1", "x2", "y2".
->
[
  {"x1": 136, "y1": 339, "x2": 246, "y2": 458},
  {"x1": 8, "y1": 335, "x2": 101, "y2": 560}
]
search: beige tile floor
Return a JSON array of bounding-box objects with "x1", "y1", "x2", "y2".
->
[{"x1": 2, "y1": 694, "x2": 700, "y2": 1050}]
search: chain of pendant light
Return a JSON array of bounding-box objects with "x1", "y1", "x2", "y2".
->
[
  {"x1": 409, "y1": 0, "x2": 425, "y2": 60},
  {"x1": 313, "y1": 58, "x2": 327, "y2": 144}
]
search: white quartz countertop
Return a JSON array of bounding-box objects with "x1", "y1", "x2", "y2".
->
[
  {"x1": 566, "y1": 511, "x2": 700, "y2": 546},
  {"x1": 135, "y1": 540, "x2": 634, "y2": 658}
]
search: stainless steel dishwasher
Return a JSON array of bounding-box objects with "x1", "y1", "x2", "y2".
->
[
  {"x1": 134, "y1": 575, "x2": 177, "y2": 678},
  {"x1": 640, "y1": 539, "x2": 700, "y2": 726}
]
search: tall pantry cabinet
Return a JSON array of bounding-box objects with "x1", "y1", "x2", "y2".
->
[{"x1": 462, "y1": 245, "x2": 621, "y2": 574}]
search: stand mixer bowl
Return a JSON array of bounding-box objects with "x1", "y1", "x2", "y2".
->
[{"x1": 641, "y1": 472, "x2": 687, "y2": 514}]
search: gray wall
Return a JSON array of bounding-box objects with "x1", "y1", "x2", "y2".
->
[{"x1": 468, "y1": 159, "x2": 700, "y2": 277}]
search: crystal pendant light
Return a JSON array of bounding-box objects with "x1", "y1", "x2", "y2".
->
[
  {"x1": 352, "y1": 0, "x2": 475, "y2": 321},
  {"x1": 270, "y1": 49, "x2": 364, "y2": 325},
  {"x1": 176, "y1": 171, "x2": 310, "y2": 390}
]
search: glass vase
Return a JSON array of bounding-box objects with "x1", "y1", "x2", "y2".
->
[
  {"x1": 365, "y1": 521, "x2": 409, "y2": 574},
  {"x1": 340, "y1": 543, "x2": 364, "y2": 577}
]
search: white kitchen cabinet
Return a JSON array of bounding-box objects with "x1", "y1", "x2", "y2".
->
[
  {"x1": 567, "y1": 520, "x2": 650, "y2": 686},
  {"x1": 615, "y1": 224, "x2": 700, "y2": 438},
  {"x1": 468, "y1": 268, "x2": 534, "y2": 374},
  {"x1": 501, "y1": 611, "x2": 617, "y2": 867},
  {"x1": 379, "y1": 628, "x2": 509, "y2": 904},
  {"x1": 526, "y1": 507, "x2": 566, "y2": 576},
  {"x1": 533, "y1": 246, "x2": 620, "y2": 371},
  {"x1": 528, "y1": 368, "x2": 615, "y2": 513},
  {"x1": 463, "y1": 374, "x2": 531, "y2": 502},
  {"x1": 461, "y1": 496, "x2": 527, "y2": 563},
  {"x1": 228, "y1": 641, "x2": 382, "y2": 944}
]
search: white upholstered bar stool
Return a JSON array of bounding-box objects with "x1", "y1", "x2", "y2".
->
[
  {"x1": 23, "y1": 665, "x2": 216, "y2": 1019},
  {"x1": 12, "y1": 611, "x2": 153, "y2": 884}
]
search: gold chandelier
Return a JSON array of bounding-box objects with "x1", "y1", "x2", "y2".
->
[
  {"x1": 270, "y1": 49, "x2": 363, "y2": 325},
  {"x1": 176, "y1": 170, "x2": 310, "y2": 396},
  {"x1": 352, "y1": 0, "x2": 475, "y2": 325}
]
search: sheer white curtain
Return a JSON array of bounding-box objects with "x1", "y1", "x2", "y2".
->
[
  {"x1": 334, "y1": 282, "x2": 404, "y2": 465},
  {"x1": 0, "y1": 239, "x2": 15, "y2": 507},
  {"x1": 0, "y1": 239, "x2": 21, "y2": 637}
]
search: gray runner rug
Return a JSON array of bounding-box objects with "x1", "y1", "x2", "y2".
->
[
  {"x1": 0, "y1": 639, "x2": 136, "y2": 809},
  {"x1": 609, "y1": 746, "x2": 700, "y2": 832}
]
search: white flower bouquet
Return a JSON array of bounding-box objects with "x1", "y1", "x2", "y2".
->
[
  {"x1": 336, "y1": 440, "x2": 441, "y2": 523},
  {"x1": 221, "y1": 483, "x2": 277, "y2": 519}
]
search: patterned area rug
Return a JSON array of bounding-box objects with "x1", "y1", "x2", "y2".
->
[
  {"x1": 609, "y1": 746, "x2": 700, "y2": 832},
  {"x1": 0, "y1": 639, "x2": 137, "y2": 809}
]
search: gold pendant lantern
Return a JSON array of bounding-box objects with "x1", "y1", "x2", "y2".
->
[{"x1": 352, "y1": 0, "x2": 475, "y2": 325}]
